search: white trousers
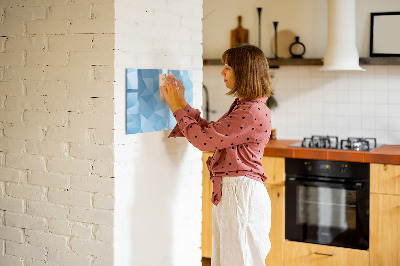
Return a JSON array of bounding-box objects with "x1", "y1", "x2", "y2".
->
[{"x1": 212, "y1": 176, "x2": 271, "y2": 266}]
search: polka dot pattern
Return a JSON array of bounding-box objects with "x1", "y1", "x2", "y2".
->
[{"x1": 169, "y1": 97, "x2": 272, "y2": 206}]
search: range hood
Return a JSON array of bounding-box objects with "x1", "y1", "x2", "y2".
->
[{"x1": 320, "y1": 0, "x2": 365, "y2": 71}]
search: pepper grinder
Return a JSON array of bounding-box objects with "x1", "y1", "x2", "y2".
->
[{"x1": 273, "y1": 21, "x2": 279, "y2": 58}]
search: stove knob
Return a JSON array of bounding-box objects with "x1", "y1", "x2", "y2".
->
[
  {"x1": 305, "y1": 162, "x2": 312, "y2": 171},
  {"x1": 340, "y1": 164, "x2": 347, "y2": 174}
]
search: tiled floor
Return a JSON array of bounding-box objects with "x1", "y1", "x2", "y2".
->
[{"x1": 202, "y1": 257, "x2": 211, "y2": 266}]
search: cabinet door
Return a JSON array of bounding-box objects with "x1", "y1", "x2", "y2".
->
[
  {"x1": 284, "y1": 241, "x2": 369, "y2": 266},
  {"x1": 264, "y1": 184, "x2": 284, "y2": 266},
  {"x1": 261, "y1": 156, "x2": 285, "y2": 185},
  {"x1": 370, "y1": 193, "x2": 400, "y2": 266},
  {"x1": 370, "y1": 163, "x2": 400, "y2": 195},
  {"x1": 202, "y1": 152, "x2": 213, "y2": 258}
]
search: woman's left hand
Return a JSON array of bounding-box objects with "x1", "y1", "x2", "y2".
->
[{"x1": 160, "y1": 78, "x2": 185, "y2": 113}]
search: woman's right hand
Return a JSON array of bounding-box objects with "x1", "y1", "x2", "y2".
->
[{"x1": 168, "y1": 76, "x2": 187, "y2": 108}]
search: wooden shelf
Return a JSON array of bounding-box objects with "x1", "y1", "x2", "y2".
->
[
  {"x1": 359, "y1": 57, "x2": 400, "y2": 65},
  {"x1": 203, "y1": 57, "x2": 400, "y2": 67},
  {"x1": 203, "y1": 58, "x2": 323, "y2": 67}
]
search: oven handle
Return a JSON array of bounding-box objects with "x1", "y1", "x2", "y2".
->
[{"x1": 286, "y1": 177, "x2": 364, "y2": 189}]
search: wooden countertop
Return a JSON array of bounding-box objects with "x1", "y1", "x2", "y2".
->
[{"x1": 263, "y1": 139, "x2": 400, "y2": 165}]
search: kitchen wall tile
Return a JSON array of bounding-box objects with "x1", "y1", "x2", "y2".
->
[
  {"x1": 310, "y1": 66, "x2": 324, "y2": 77},
  {"x1": 361, "y1": 104, "x2": 374, "y2": 117},
  {"x1": 375, "y1": 117, "x2": 389, "y2": 129},
  {"x1": 388, "y1": 76, "x2": 400, "y2": 91},
  {"x1": 323, "y1": 115, "x2": 336, "y2": 129},
  {"x1": 285, "y1": 66, "x2": 298, "y2": 77},
  {"x1": 374, "y1": 90, "x2": 388, "y2": 104},
  {"x1": 348, "y1": 70, "x2": 362, "y2": 84},
  {"x1": 362, "y1": 116, "x2": 375, "y2": 130},
  {"x1": 389, "y1": 117, "x2": 400, "y2": 131},
  {"x1": 348, "y1": 90, "x2": 362, "y2": 103},
  {"x1": 322, "y1": 70, "x2": 335, "y2": 78},
  {"x1": 388, "y1": 104, "x2": 400, "y2": 117},
  {"x1": 374, "y1": 78, "x2": 388, "y2": 91},
  {"x1": 336, "y1": 128, "x2": 349, "y2": 140},
  {"x1": 298, "y1": 77, "x2": 311, "y2": 89},
  {"x1": 323, "y1": 87, "x2": 336, "y2": 103},
  {"x1": 335, "y1": 72, "x2": 349, "y2": 90},
  {"x1": 298, "y1": 67, "x2": 311, "y2": 78},
  {"x1": 323, "y1": 103, "x2": 336, "y2": 115},
  {"x1": 311, "y1": 127, "x2": 325, "y2": 136},
  {"x1": 375, "y1": 104, "x2": 389, "y2": 117},
  {"x1": 336, "y1": 90, "x2": 349, "y2": 103},
  {"x1": 273, "y1": 76, "x2": 286, "y2": 90},
  {"x1": 336, "y1": 103, "x2": 349, "y2": 116},
  {"x1": 204, "y1": 65, "x2": 399, "y2": 144},
  {"x1": 374, "y1": 65, "x2": 388, "y2": 77},
  {"x1": 349, "y1": 116, "x2": 362, "y2": 129},
  {"x1": 387, "y1": 65, "x2": 400, "y2": 76},
  {"x1": 311, "y1": 102, "x2": 324, "y2": 113},
  {"x1": 310, "y1": 77, "x2": 324, "y2": 89},
  {"x1": 348, "y1": 75, "x2": 362, "y2": 90},
  {"x1": 348, "y1": 103, "x2": 362, "y2": 116},
  {"x1": 388, "y1": 91, "x2": 400, "y2": 104},
  {"x1": 349, "y1": 128, "x2": 363, "y2": 137},
  {"x1": 286, "y1": 77, "x2": 299, "y2": 89},
  {"x1": 362, "y1": 129, "x2": 375, "y2": 138},
  {"x1": 388, "y1": 131, "x2": 400, "y2": 143},
  {"x1": 361, "y1": 90, "x2": 375, "y2": 103},
  {"x1": 298, "y1": 102, "x2": 312, "y2": 115},
  {"x1": 374, "y1": 130, "x2": 389, "y2": 144},
  {"x1": 361, "y1": 75, "x2": 374, "y2": 91},
  {"x1": 336, "y1": 115, "x2": 348, "y2": 129}
]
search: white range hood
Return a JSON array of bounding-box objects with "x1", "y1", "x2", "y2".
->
[{"x1": 320, "y1": 0, "x2": 365, "y2": 71}]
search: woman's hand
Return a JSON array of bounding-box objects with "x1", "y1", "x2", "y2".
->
[
  {"x1": 160, "y1": 77, "x2": 185, "y2": 113},
  {"x1": 170, "y1": 76, "x2": 187, "y2": 108}
]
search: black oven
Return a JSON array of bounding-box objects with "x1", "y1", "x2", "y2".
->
[{"x1": 285, "y1": 158, "x2": 369, "y2": 250}]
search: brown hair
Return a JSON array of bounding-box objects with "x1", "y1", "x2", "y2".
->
[{"x1": 221, "y1": 44, "x2": 273, "y2": 99}]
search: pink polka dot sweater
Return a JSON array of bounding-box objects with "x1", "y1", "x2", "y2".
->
[{"x1": 169, "y1": 97, "x2": 272, "y2": 206}]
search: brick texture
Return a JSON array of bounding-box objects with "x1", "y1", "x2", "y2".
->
[
  {"x1": 0, "y1": 3, "x2": 115, "y2": 265},
  {"x1": 0, "y1": 0, "x2": 204, "y2": 265}
]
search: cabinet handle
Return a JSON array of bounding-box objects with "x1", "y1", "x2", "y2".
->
[{"x1": 314, "y1": 252, "x2": 335, "y2": 257}]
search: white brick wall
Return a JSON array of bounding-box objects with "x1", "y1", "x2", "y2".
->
[
  {"x1": 1, "y1": 0, "x2": 204, "y2": 265},
  {"x1": 0, "y1": 0, "x2": 115, "y2": 265}
]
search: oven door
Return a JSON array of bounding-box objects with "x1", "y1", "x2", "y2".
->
[{"x1": 285, "y1": 177, "x2": 369, "y2": 250}]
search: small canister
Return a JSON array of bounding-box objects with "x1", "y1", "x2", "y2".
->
[{"x1": 270, "y1": 129, "x2": 276, "y2": 140}]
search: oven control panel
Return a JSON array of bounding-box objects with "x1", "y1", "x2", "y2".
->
[{"x1": 286, "y1": 158, "x2": 369, "y2": 180}]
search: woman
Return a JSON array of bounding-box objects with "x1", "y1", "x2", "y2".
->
[{"x1": 161, "y1": 44, "x2": 273, "y2": 266}]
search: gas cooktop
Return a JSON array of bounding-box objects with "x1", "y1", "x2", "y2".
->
[{"x1": 289, "y1": 135, "x2": 382, "y2": 151}]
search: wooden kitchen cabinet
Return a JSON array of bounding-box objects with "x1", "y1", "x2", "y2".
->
[
  {"x1": 370, "y1": 163, "x2": 400, "y2": 195},
  {"x1": 284, "y1": 241, "x2": 369, "y2": 266},
  {"x1": 370, "y1": 163, "x2": 400, "y2": 266},
  {"x1": 201, "y1": 154, "x2": 286, "y2": 266},
  {"x1": 264, "y1": 184, "x2": 285, "y2": 266},
  {"x1": 202, "y1": 152, "x2": 213, "y2": 258},
  {"x1": 262, "y1": 156, "x2": 285, "y2": 266}
]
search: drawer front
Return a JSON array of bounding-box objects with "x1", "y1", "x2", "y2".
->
[{"x1": 284, "y1": 241, "x2": 369, "y2": 266}]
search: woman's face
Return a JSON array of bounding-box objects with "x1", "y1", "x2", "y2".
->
[{"x1": 220, "y1": 64, "x2": 235, "y2": 89}]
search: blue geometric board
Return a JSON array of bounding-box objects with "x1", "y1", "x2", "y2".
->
[{"x1": 126, "y1": 68, "x2": 193, "y2": 134}]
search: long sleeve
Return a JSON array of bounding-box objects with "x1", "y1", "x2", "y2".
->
[
  {"x1": 168, "y1": 104, "x2": 210, "y2": 138},
  {"x1": 172, "y1": 105, "x2": 257, "y2": 152}
]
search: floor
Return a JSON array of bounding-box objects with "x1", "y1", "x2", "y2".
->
[{"x1": 202, "y1": 257, "x2": 211, "y2": 266}]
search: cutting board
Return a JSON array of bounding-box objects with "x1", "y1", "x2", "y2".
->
[{"x1": 231, "y1": 16, "x2": 249, "y2": 48}]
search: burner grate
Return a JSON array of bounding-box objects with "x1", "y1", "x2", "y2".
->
[
  {"x1": 340, "y1": 137, "x2": 377, "y2": 151},
  {"x1": 301, "y1": 135, "x2": 339, "y2": 149}
]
